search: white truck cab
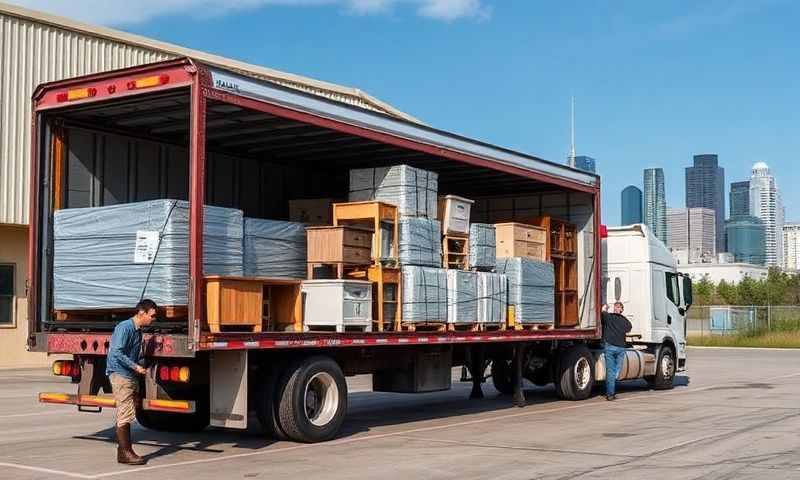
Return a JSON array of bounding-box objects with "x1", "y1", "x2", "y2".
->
[{"x1": 602, "y1": 224, "x2": 692, "y2": 377}]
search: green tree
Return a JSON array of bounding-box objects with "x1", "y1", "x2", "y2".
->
[
  {"x1": 693, "y1": 274, "x2": 714, "y2": 305},
  {"x1": 717, "y1": 280, "x2": 738, "y2": 305}
]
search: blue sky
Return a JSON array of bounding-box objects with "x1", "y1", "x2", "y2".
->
[{"x1": 17, "y1": 0, "x2": 800, "y2": 224}]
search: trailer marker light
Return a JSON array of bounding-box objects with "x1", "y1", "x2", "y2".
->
[
  {"x1": 145, "y1": 399, "x2": 193, "y2": 412},
  {"x1": 52, "y1": 361, "x2": 62, "y2": 376},
  {"x1": 39, "y1": 392, "x2": 72, "y2": 404},
  {"x1": 178, "y1": 366, "x2": 190, "y2": 383},
  {"x1": 169, "y1": 366, "x2": 180, "y2": 382},
  {"x1": 127, "y1": 74, "x2": 170, "y2": 90},
  {"x1": 57, "y1": 88, "x2": 97, "y2": 102},
  {"x1": 159, "y1": 365, "x2": 170, "y2": 381}
]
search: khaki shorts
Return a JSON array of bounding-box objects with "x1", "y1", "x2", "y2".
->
[{"x1": 109, "y1": 373, "x2": 140, "y2": 427}]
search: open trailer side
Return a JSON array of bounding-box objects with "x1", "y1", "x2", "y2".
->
[{"x1": 25, "y1": 58, "x2": 643, "y2": 443}]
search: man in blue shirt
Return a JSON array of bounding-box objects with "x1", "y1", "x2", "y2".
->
[{"x1": 107, "y1": 299, "x2": 157, "y2": 465}]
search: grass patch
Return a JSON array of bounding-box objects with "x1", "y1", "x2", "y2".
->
[{"x1": 688, "y1": 330, "x2": 800, "y2": 348}]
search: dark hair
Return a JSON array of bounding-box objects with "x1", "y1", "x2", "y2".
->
[{"x1": 136, "y1": 299, "x2": 158, "y2": 314}]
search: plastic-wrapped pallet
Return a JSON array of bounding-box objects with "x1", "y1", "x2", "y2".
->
[
  {"x1": 469, "y1": 223, "x2": 496, "y2": 270},
  {"x1": 496, "y1": 257, "x2": 555, "y2": 324},
  {"x1": 398, "y1": 217, "x2": 442, "y2": 267},
  {"x1": 476, "y1": 272, "x2": 507, "y2": 324},
  {"x1": 446, "y1": 270, "x2": 478, "y2": 324},
  {"x1": 243, "y1": 218, "x2": 307, "y2": 279},
  {"x1": 53, "y1": 199, "x2": 243, "y2": 310},
  {"x1": 401, "y1": 266, "x2": 447, "y2": 323},
  {"x1": 348, "y1": 164, "x2": 438, "y2": 218}
]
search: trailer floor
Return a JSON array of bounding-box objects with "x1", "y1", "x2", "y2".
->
[{"x1": 1, "y1": 347, "x2": 799, "y2": 480}]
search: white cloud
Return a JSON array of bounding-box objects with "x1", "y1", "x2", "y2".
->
[{"x1": 10, "y1": 0, "x2": 490, "y2": 25}]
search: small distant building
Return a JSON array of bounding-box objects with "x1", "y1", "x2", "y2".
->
[
  {"x1": 784, "y1": 223, "x2": 800, "y2": 271},
  {"x1": 574, "y1": 155, "x2": 596, "y2": 173},
  {"x1": 679, "y1": 263, "x2": 769, "y2": 285}
]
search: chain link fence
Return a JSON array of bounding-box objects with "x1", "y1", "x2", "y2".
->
[{"x1": 687, "y1": 305, "x2": 800, "y2": 338}]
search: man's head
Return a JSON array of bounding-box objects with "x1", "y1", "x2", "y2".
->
[
  {"x1": 134, "y1": 299, "x2": 158, "y2": 327},
  {"x1": 613, "y1": 302, "x2": 625, "y2": 315}
]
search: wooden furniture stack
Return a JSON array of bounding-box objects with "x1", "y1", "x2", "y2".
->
[
  {"x1": 529, "y1": 216, "x2": 579, "y2": 328},
  {"x1": 439, "y1": 195, "x2": 472, "y2": 271},
  {"x1": 326, "y1": 201, "x2": 401, "y2": 332},
  {"x1": 494, "y1": 222, "x2": 547, "y2": 261}
]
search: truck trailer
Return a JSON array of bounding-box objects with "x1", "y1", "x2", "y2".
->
[{"x1": 31, "y1": 58, "x2": 690, "y2": 442}]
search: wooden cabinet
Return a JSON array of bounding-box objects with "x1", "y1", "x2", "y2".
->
[
  {"x1": 205, "y1": 276, "x2": 263, "y2": 333},
  {"x1": 306, "y1": 225, "x2": 374, "y2": 278},
  {"x1": 494, "y1": 223, "x2": 547, "y2": 261}
]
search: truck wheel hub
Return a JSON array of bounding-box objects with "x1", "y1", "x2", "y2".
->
[
  {"x1": 574, "y1": 357, "x2": 591, "y2": 390},
  {"x1": 304, "y1": 372, "x2": 338, "y2": 427}
]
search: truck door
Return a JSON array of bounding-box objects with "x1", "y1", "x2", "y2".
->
[{"x1": 664, "y1": 271, "x2": 686, "y2": 355}]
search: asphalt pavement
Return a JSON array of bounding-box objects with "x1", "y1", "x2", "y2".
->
[{"x1": 0, "y1": 347, "x2": 799, "y2": 479}]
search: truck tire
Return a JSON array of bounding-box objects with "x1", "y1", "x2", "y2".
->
[
  {"x1": 554, "y1": 345, "x2": 594, "y2": 401},
  {"x1": 136, "y1": 394, "x2": 209, "y2": 432},
  {"x1": 275, "y1": 356, "x2": 347, "y2": 443},
  {"x1": 646, "y1": 346, "x2": 675, "y2": 390},
  {"x1": 490, "y1": 359, "x2": 514, "y2": 395},
  {"x1": 255, "y1": 369, "x2": 288, "y2": 440}
]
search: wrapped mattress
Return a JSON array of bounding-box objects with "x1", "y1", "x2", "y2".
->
[
  {"x1": 53, "y1": 199, "x2": 243, "y2": 310},
  {"x1": 476, "y1": 272, "x2": 507, "y2": 324},
  {"x1": 398, "y1": 217, "x2": 442, "y2": 267},
  {"x1": 401, "y1": 266, "x2": 447, "y2": 323},
  {"x1": 446, "y1": 270, "x2": 478, "y2": 323},
  {"x1": 469, "y1": 223, "x2": 496, "y2": 270},
  {"x1": 496, "y1": 257, "x2": 555, "y2": 324},
  {"x1": 243, "y1": 218, "x2": 307, "y2": 279},
  {"x1": 348, "y1": 164, "x2": 438, "y2": 218}
]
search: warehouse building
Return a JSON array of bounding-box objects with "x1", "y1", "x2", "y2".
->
[{"x1": 0, "y1": 2, "x2": 414, "y2": 368}]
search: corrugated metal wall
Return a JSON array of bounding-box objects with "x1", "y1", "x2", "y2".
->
[{"x1": 0, "y1": 13, "x2": 172, "y2": 225}]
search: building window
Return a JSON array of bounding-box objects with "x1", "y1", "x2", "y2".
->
[{"x1": 0, "y1": 265, "x2": 14, "y2": 326}]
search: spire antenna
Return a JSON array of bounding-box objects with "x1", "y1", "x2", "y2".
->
[{"x1": 569, "y1": 96, "x2": 576, "y2": 168}]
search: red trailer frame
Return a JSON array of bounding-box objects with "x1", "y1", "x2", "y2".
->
[{"x1": 28, "y1": 58, "x2": 602, "y2": 359}]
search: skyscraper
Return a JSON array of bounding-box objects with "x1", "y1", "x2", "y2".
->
[
  {"x1": 726, "y1": 216, "x2": 766, "y2": 265},
  {"x1": 686, "y1": 154, "x2": 725, "y2": 253},
  {"x1": 729, "y1": 181, "x2": 750, "y2": 218},
  {"x1": 574, "y1": 155, "x2": 596, "y2": 173},
  {"x1": 667, "y1": 207, "x2": 716, "y2": 263},
  {"x1": 621, "y1": 185, "x2": 643, "y2": 225},
  {"x1": 643, "y1": 168, "x2": 667, "y2": 243},
  {"x1": 749, "y1": 162, "x2": 784, "y2": 267},
  {"x1": 783, "y1": 224, "x2": 800, "y2": 271}
]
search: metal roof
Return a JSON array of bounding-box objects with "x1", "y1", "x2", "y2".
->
[{"x1": 0, "y1": 1, "x2": 420, "y2": 123}]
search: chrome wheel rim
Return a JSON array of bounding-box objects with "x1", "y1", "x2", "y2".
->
[
  {"x1": 661, "y1": 353, "x2": 674, "y2": 380},
  {"x1": 304, "y1": 372, "x2": 339, "y2": 427},
  {"x1": 574, "y1": 357, "x2": 591, "y2": 390}
]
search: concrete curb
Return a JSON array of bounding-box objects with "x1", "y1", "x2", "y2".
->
[{"x1": 687, "y1": 345, "x2": 800, "y2": 352}]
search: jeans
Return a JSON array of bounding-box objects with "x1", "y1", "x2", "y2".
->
[{"x1": 604, "y1": 343, "x2": 626, "y2": 396}]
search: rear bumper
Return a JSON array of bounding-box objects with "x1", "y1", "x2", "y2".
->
[{"x1": 39, "y1": 392, "x2": 196, "y2": 414}]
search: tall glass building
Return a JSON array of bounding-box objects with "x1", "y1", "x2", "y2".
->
[
  {"x1": 729, "y1": 181, "x2": 750, "y2": 217},
  {"x1": 726, "y1": 216, "x2": 766, "y2": 265},
  {"x1": 621, "y1": 185, "x2": 643, "y2": 225},
  {"x1": 749, "y1": 162, "x2": 784, "y2": 267},
  {"x1": 643, "y1": 168, "x2": 667, "y2": 242},
  {"x1": 686, "y1": 154, "x2": 725, "y2": 254}
]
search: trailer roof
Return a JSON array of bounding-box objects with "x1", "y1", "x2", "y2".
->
[{"x1": 35, "y1": 58, "x2": 599, "y2": 191}]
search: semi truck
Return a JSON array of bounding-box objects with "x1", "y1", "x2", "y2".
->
[{"x1": 32, "y1": 58, "x2": 690, "y2": 442}]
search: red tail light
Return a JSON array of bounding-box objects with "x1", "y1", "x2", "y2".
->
[
  {"x1": 159, "y1": 366, "x2": 170, "y2": 381},
  {"x1": 169, "y1": 366, "x2": 180, "y2": 382},
  {"x1": 52, "y1": 360, "x2": 80, "y2": 378}
]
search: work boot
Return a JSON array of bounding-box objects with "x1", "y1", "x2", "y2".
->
[
  {"x1": 606, "y1": 394, "x2": 617, "y2": 401},
  {"x1": 116, "y1": 424, "x2": 146, "y2": 465}
]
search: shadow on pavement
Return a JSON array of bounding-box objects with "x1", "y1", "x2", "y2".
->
[{"x1": 74, "y1": 374, "x2": 691, "y2": 461}]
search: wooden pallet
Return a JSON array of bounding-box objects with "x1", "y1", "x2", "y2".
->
[
  {"x1": 211, "y1": 323, "x2": 263, "y2": 334},
  {"x1": 512, "y1": 323, "x2": 555, "y2": 331},
  {"x1": 54, "y1": 305, "x2": 187, "y2": 321},
  {"x1": 447, "y1": 322, "x2": 481, "y2": 332},
  {"x1": 304, "y1": 324, "x2": 372, "y2": 333},
  {"x1": 398, "y1": 322, "x2": 447, "y2": 332},
  {"x1": 478, "y1": 322, "x2": 507, "y2": 332}
]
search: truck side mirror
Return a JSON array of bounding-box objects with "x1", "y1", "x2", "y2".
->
[
  {"x1": 682, "y1": 276, "x2": 693, "y2": 310},
  {"x1": 678, "y1": 307, "x2": 686, "y2": 316}
]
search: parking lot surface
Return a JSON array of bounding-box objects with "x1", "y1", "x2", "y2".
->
[{"x1": 1, "y1": 347, "x2": 799, "y2": 479}]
